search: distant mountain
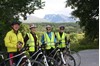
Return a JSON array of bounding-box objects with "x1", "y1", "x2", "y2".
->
[
  {"x1": 20, "y1": 16, "x2": 50, "y2": 23},
  {"x1": 43, "y1": 14, "x2": 76, "y2": 22}
]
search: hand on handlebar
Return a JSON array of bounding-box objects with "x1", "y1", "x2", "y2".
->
[{"x1": 17, "y1": 41, "x2": 23, "y2": 49}]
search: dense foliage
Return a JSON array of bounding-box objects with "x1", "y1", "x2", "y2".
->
[
  {"x1": 0, "y1": 0, "x2": 44, "y2": 51},
  {"x1": 22, "y1": 23, "x2": 99, "y2": 52},
  {"x1": 0, "y1": 0, "x2": 44, "y2": 21},
  {"x1": 19, "y1": 23, "x2": 83, "y2": 42},
  {"x1": 66, "y1": 0, "x2": 99, "y2": 41},
  {"x1": 33, "y1": 22, "x2": 82, "y2": 33}
]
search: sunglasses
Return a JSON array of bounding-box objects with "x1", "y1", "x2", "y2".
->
[
  {"x1": 60, "y1": 28, "x2": 64, "y2": 30},
  {"x1": 47, "y1": 28, "x2": 51, "y2": 30}
]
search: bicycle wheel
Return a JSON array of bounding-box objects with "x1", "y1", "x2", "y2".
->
[
  {"x1": 62, "y1": 53, "x2": 76, "y2": 66},
  {"x1": 0, "y1": 61, "x2": 7, "y2": 66},
  {"x1": 31, "y1": 60, "x2": 44, "y2": 66},
  {"x1": 23, "y1": 60, "x2": 44, "y2": 66},
  {"x1": 0, "y1": 60, "x2": 9, "y2": 66},
  {"x1": 39, "y1": 56, "x2": 58, "y2": 66},
  {"x1": 46, "y1": 56, "x2": 58, "y2": 66},
  {"x1": 53, "y1": 52, "x2": 62, "y2": 66},
  {"x1": 70, "y1": 51, "x2": 81, "y2": 66}
]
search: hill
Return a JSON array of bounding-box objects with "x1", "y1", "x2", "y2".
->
[
  {"x1": 20, "y1": 16, "x2": 50, "y2": 23},
  {"x1": 43, "y1": 14, "x2": 77, "y2": 22}
]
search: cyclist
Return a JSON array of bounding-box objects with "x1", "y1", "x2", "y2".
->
[
  {"x1": 24, "y1": 24, "x2": 39, "y2": 59},
  {"x1": 55, "y1": 25, "x2": 69, "y2": 50},
  {"x1": 41, "y1": 25, "x2": 56, "y2": 55},
  {"x1": 4, "y1": 21, "x2": 24, "y2": 66}
]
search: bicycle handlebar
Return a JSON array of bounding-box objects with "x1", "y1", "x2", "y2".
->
[{"x1": 24, "y1": 41, "x2": 70, "y2": 51}]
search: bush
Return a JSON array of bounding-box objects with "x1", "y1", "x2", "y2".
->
[
  {"x1": 69, "y1": 33, "x2": 79, "y2": 44},
  {"x1": 70, "y1": 34, "x2": 99, "y2": 52}
]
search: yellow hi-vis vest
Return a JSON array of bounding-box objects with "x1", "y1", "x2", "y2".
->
[
  {"x1": 56, "y1": 32, "x2": 66, "y2": 48},
  {"x1": 44, "y1": 32, "x2": 55, "y2": 49},
  {"x1": 26, "y1": 33, "x2": 38, "y2": 52}
]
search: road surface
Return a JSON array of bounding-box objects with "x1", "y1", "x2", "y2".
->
[{"x1": 78, "y1": 49, "x2": 99, "y2": 66}]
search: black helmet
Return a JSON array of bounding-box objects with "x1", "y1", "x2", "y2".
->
[
  {"x1": 59, "y1": 25, "x2": 65, "y2": 30},
  {"x1": 11, "y1": 21, "x2": 21, "y2": 26}
]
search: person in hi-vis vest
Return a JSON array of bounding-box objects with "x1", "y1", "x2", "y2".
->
[
  {"x1": 24, "y1": 24, "x2": 39, "y2": 59},
  {"x1": 55, "y1": 25, "x2": 70, "y2": 50},
  {"x1": 41, "y1": 25, "x2": 56, "y2": 55}
]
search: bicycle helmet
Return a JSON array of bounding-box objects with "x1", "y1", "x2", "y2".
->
[
  {"x1": 29, "y1": 24, "x2": 36, "y2": 29},
  {"x1": 11, "y1": 21, "x2": 21, "y2": 26},
  {"x1": 59, "y1": 25, "x2": 65, "y2": 30},
  {"x1": 46, "y1": 25, "x2": 52, "y2": 28}
]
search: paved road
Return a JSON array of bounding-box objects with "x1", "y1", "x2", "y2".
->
[{"x1": 78, "y1": 49, "x2": 99, "y2": 66}]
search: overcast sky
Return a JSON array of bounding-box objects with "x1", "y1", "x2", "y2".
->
[{"x1": 32, "y1": 0, "x2": 74, "y2": 18}]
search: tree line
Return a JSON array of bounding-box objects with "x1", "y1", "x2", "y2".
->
[{"x1": 0, "y1": 0, "x2": 99, "y2": 51}]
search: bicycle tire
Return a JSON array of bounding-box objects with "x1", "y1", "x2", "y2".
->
[
  {"x1": 53, "y1": 54, "x2": 62, "y2": 66},
  {"x1": 31, "y1": 60, "x2": 44, "y2": 66},
  {"x1": 69, "y1": 51, "x2": 81, "y2": 66},
  {"x1": 23, "y1": 60, "x2": 44, "y2": 66},
  {"x1": 62, "y1": 52, "x2": 76, "y2": 66},
  {"x1": 64, "y1": 48, "x2": 81, "y2": 66},
  {"x1": 39, "y1": 56, "x2": 58, "y2": 66},
  {"x1": 0, "y1": 60, "x2": 9, "y2": 66},
  {"x1": 0, "y1": 62, "x2": 7, "y2": 66},
  {"x1": 46, "y1": 56, "x2": 58, "y2": 66}
]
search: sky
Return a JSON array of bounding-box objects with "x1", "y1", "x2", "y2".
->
[{"x1": 32, "y1": 0, "x2": 74, "y2": 18}]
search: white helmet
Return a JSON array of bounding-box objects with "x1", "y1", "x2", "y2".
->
[
  {"x1": 29, "y1": 24, "x2": 36, "y2": 29},
  {"x1": 46, "y1": 25, "x2": 52, "y2": 28}
]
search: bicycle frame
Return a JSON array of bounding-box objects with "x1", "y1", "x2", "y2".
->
[
  {"x1": 49, "y1": 46, "x2": 67, "y2": 65},
  {"x1": 0, "y1": 53, "x2": 6, "y2": 66},
  {"x1": 30, "y1": 47, "x2": 49, "y2": 66},
  {"x1": 0, "y1": 51, "x2": 32, "y2": 66},
  {"x1": 16, "y1": 54, "x2": 31, "y2": 66}
]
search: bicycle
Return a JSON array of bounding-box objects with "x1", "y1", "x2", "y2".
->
[
  {"x1": 29, "y1": 44, "x2": 58, "y2": 66},
  {"x1": 0, "y1": 47, "x2": 44, "y2": 66},
  {"x1": 47, "y1": 42, "x2": 76, "y2": 66},
  {"x1": 65, "y1": 42, "x2": 81, "y2": 66},
  {"x1": 0, "y1": 51, "x2": 7, "y2": 66},
  {"x1": 49, "y1": 41, "x2": 81, "y2": 66}
]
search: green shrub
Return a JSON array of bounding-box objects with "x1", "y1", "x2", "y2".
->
[
  {"x1": 69, "y1": 33, "x2": 98, "y2": 52},
  {"x1": 69, "y1": 33, "x2": 79, "y2": 44}
]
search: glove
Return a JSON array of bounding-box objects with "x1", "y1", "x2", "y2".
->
[{"x1": 59, "y1": 40, "x2": 62, "y2": 44}]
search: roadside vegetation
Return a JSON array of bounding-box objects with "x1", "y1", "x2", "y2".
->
[
  {"x1": 0, "y1": 0, "x2": 98, "y2": 53},
  {"x1": 20, "y1": 22, "x2": 99, "y2": 52}
]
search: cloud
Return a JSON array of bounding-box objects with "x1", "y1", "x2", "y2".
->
[{"x1": 32, "y1": 0, "x2": 74, "y2": 18}]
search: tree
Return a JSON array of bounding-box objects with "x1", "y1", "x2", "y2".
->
[
  {"x1": 66, "y1": 0, "x2": 99, "y2": 41},
  {"x1": 0, "y1": 0, "x2": 44, "y2": 51},
  {"x1": 0, "y1": 0, "x2": 44, "y2": 21}
]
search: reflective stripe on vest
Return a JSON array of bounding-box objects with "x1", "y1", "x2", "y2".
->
[
  {"x1": 44, "y1": 32, "x2": 55, "y2": 49},
  {"x1": 27, "y1": 33, "x2": 36, "y2": 52},
  {"x1": 56, "y1": 32, "x2": 66, "y2": 48}
]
